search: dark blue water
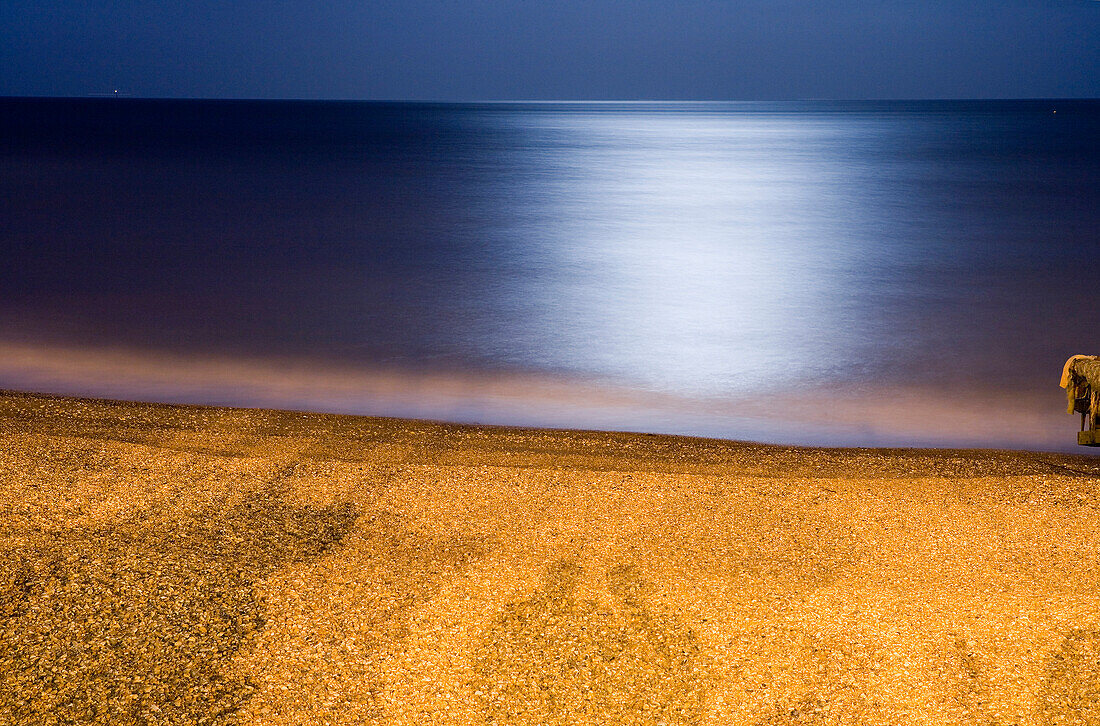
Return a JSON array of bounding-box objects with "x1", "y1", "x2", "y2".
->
[{"x1": 1, "y1": 98, "x2": 1097, "y2": 450}]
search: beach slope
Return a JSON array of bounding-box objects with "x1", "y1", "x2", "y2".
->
[{"x1": 2, "y1": 390, "x2": 1099, "y2": 725}]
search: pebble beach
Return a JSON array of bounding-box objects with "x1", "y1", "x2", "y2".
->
[{"x1": 2, "y1": 389, "x2": 1099, "y2": 725}]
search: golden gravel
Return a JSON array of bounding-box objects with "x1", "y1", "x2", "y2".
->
[{"x1": 1, "y1": 390, "x2": 1099, "y2": 725}]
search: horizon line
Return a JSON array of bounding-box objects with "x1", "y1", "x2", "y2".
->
[{"x1": 2, "y1": 94, "x2": 1099, "y2": 104}]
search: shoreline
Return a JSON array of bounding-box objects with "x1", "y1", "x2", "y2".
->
[
  {"x1": 3, "y1": 389, "x2": 1100, "y2": 725},
  {"x1": 0, "y1": 335, "x2": 1087, "y2": 453},
  {"x1": 3, "y1": 385, "x2": 1097, "y2": 461}
]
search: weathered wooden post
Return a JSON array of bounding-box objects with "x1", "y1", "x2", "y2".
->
[{"x1": 1062, "y1": 355, "x2": 1100, "y2": 446}]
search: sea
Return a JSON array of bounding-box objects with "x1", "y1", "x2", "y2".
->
[{"x1": 1, "y1": 98, "x2": 1097, "y2": 452}]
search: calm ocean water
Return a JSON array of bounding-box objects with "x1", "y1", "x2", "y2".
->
[{"x1": 1, "y1": 98, "x2": 1097, "y2": 451}]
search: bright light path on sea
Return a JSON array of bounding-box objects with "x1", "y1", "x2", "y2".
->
[{"x1": 481, "y1": 106, "x2": 873, "y2": 398}]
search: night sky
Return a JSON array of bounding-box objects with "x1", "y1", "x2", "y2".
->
[{"x1": 3, "y1": 0, "x2": 1099, "y2": 100}]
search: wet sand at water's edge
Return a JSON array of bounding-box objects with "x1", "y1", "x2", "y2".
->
[{"x1": 2, "y1": 390, "x2": 1099, "y2": 725}]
